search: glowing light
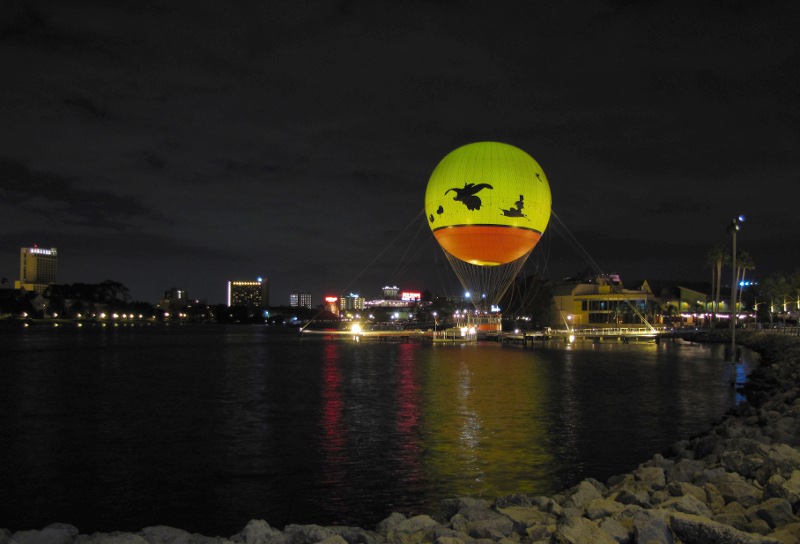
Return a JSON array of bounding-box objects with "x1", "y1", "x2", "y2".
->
[{"x1": 351, "y1": 323, "x2": 362, "y2": 333}]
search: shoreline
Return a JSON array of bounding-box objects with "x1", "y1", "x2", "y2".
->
[{"x1": 4, "y1": 331, "x2": 800, "y2": 544}]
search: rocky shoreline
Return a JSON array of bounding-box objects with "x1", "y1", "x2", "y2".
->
[{"x1": 4, "y1": 331, "x2": 800, "y2": 544}]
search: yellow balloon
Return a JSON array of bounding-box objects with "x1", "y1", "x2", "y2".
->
[{"x1": 426, "y1": 142, "x2": 551, "y2": 265}]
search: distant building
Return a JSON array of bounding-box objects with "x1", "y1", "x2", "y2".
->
[
  {"x1": 16, "y1": 246, "x2": 58, "y2": 293},
  {"x1": 382, "y1": 285, "x2": 400, "y2": 300},
  {"x1": 324, "y1": 296, "x2": 339, "y2": 316},
  {"x1": 159, "y1": 287, "x2": 190, "y2": 314},
  {"x1": 339, "y1": 293, "x2": 365, "y2": 311},
  {"x1": 290, "y1": 291, "x2": 312, "y2": 309},
  {"x1": 227, "y1": 278, "x2": 269, "y2": 309}
]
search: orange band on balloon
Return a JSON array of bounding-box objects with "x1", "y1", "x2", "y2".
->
[{"x1": 433, "y1": 225, "x2": 542, "y2": 266}]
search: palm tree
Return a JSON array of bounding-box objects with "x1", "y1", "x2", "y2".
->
[{"x1": 706, "y1": 244, "x2": 730, "y2": 326}]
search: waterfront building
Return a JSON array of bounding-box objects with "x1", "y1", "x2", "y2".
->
[
  {"x1": 227, "y1": 278, "x2": 269, "y2": 309},
  {"x1": 290, "y1": 291, "x2": 313, "y2": 309},
  {"x1": 16, "y1": 246, "x2": 57, "y2": 293},
  {"x1": 550, "y1": 274, "x2": 658, "y2": 328}
]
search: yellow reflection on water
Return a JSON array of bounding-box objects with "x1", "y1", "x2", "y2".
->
[{"x1": 422, "y1": 344, "x2": 553, "y2": 498}]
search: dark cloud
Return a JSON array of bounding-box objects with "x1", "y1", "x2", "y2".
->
[
  {"x1": 0, "y1": 159, "x2": 167, "y2": 230},
  {"x1": 1, "y1": 0, "x2": 799, "y2": 303}
]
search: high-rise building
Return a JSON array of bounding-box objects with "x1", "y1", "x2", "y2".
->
[
  {"x1": 227, "y1": 277, "x2": 269, "y2": 308},
  {"x1": 290, "y1": 291, "x2": 312, "y2": 309},
  {"x1": 16, "y1": 246, "x2": 58, "y2": 293},
  {"x1": 339, "y1": 293, "x2": 365, "y2": 311}
]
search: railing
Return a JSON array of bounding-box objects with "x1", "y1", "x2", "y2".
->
[
  {"x1": 760, "y1": 326, "x2": 800, "y2": 336},
  {"x1": 567, "y1": 326, "x2": 662, "y2": 337}
]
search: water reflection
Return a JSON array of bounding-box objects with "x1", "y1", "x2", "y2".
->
[
  {"x1": 0, "y1": 328, "x2": 759, "y2": 535},
  {"x1": 422, "y1": 344, "x2": 554, "y2": 498}
]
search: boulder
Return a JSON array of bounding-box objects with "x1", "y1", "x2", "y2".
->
[
  {"x1": 745, "y1": 498, "x2": 799, "y2": 529},
  {"x1": 584, "y1": 498, "x2": 624, "y2": 521},
  {"x1": 634, "y1": 466, "x2": 666, "y2": 490},
  {"x1": 563, "y1": 480, "x2": 604, "y2": 509},
  {"x1": 495, "y1": 506, "x2": 554, "y2": 531},
  {"x1": 230, "y1": 521, "x2": 285, "y2": 544},
  {"x1": 657, "y1": 495, "x2": 712, "y2": 517},
  {"x1": 665, "y1": 481, "x2": 707, "y2": 505},
  {"x1": 282, "y1": 525, "x2": 333, "y2": 544},
  {"x1": 767, "y1": 522, "x2": 800, "y2": 544},
  {"x1": 708, "y1": 472, "x2": 764, "y2": 507},
  {"x1": 384, "y1": 515, "x2": 440, "y2": 544},
  {"x1": 13, "y1": 525, "x2": 79, "y2": 544},
  {"x1": 552, "y1": 516, "x2": 617, "y2": 544},
  {"x1": 671, "y1": 512, "x2": 782, "y2": 544},
  {"x1": 75, "y1": 534, "x2": 150, "y2": 544},
  {"x1": 375, "y1": 514, "x2": 406, "y2": 536},
  {"x1": 765, "y1": 470, "x2": 800, "y2": 507}
]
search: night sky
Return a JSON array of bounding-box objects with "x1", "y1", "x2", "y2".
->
[{"x1": 2, "y1": 1, "x2": 798, "y2": 305}]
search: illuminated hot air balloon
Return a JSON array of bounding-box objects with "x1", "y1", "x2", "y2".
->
[{"x1": 426, "y1": 142, "x2": 551, "y2": 308}]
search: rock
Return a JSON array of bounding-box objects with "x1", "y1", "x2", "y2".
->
[
  {"x1": 495, "y1": 506, "x2": 554, "y2": 531},
  {"x1": 708, "y1": 472, "x2": 764, "y2": 507},
  {"x1": 493, "y1": 494, "x2": 531, "y2": 509},
  {"x1": 385, "y1": 515, "x2": 439, "y2": 544},
  {"x1": 745, "y1": 498, "x2": 799, "y2": 529},
  {"x1": 230, "y1": 521, "x2": 285, "y2": 544},
  {"x1": 13, "y1": 526, "x2": 78, "y2": 544},
  {"x1": 563, "y1": 480, "x2": 604, "y2": 509},
  {"x1": 440, "y1": 499, "x2": 488, "y2": 522},
  {"x1": 665, "y1": 481, "x2": 707, "y2": 505},
  {"x1": 765, "y1": 470, "x2": 800, "y2": 507},
  {"x1": 282, "y1": 525, "x2": 334, "y2": 544},
  {"x1": 529, "y1": 496, "x2": 561, "y2": 517},
  {"x1": 703, "y1": 482, "x2": 726, "y2": 513},
  {"x1": 658, "y1": 495, "x2": 712, "y2": 517},
  {"x1": 1, "y1": 529, "x2": 14, "y2": 544},
  {"x1": 634, "y1": 466, "x2": 666, "y2": 491},
  {"x1": 628, "y1": 509, "x2": 673, "y2": 544},
  {"x1": 553, "y1": 516, "x2": 617, "y2": 544},
  {"x1": 720, "y1": 449, "x2": 765, "y2": 479},
  {"x1": 584, "y1": 498, "x2": 624, "y2": 521},
  {"x1": 597, "y1": 518, "x2": 630, "y2": 544},
  {"x1": 767, "y1": 522, "x2": 800, "y2": 544},
  {"x1": 75, "y1": 534, "x2": 150, "y2": 544},
  {"x1": 375, "y1": 514, "x2": 406, "y2": 536},
  {"x1": 614, "y1": 487, "x2": 651, "y2": 508},
  {"x1": 670, "y1": 512, "x2": 782, "y2": 544}
]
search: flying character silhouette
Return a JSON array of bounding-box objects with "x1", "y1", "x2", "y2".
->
[
  {"x1": 501, "y1": 194, "x2": 527, "y2": 218},
  {"x1": 445, "y1": 182, "x2": 493, "y2": 211}
]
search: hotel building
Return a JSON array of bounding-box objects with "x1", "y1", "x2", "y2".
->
[
  {"x1": 290, "y1": 291, "x2": 313, "y2": 309},
  {"x1": 16, "y1": 246, "x2": 58, "y2": 293},
  {"x1": 227, "y1": 277, "x2": 269, "y2": 309}
]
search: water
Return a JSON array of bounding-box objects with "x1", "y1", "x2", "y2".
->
[{"x1": 0, "y1": 324, "x2": 756, "y2": 535}]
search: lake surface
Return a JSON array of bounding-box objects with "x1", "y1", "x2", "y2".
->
[{"x1": 0, "y1": 324, "x2": 756, "y2": 535}]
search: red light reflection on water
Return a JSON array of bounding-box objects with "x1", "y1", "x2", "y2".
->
[{"x1": 320, "y1": 343, "x2": 346, "y2": 478}]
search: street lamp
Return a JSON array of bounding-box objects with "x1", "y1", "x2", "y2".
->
[{"x1": 727, "y1": 215, "x2": 744, "y2": 362}]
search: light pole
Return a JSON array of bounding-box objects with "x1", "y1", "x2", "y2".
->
[{"x1": 727, "y1": 215, "x2": 744, "y2": 362}]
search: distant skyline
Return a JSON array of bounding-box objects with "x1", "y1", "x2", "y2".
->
[{"x1": 2, "y1": 1, "x2": 799, "y2": 304}]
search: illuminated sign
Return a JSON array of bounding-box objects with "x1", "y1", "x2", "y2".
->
[
  {"x1": 324, "y1": 296, "x2": 338, "y2": 303},
  {"x1": 401, "y1": 292, "x2": 421, "y2": 301},
  {"x1": 28, "y1": 248, "x2": 56, "y2": 255}
]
